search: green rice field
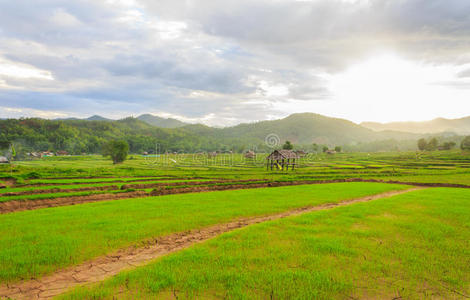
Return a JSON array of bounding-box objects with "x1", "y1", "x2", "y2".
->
[{"x1": 0, "y1": 151, "x2": 468, "y2": 299}]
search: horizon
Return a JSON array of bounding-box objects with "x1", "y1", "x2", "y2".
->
[
  {"x1": 2, "y1": 111, "x2": 469, "y2": 129},
  {"x1": 1, "y1": 0, "x2": 470, "y2": 126}
]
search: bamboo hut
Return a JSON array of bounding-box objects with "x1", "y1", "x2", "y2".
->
[
  {"x1": 266, "y1": 150, "x2": 299, "y2": 171},
  {"x1": 244, "y1": 150, "x2": 256, "y2": 159}
]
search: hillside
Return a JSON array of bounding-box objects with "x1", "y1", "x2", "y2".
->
[
  {"x1": 183, "y1": 113, "x2": 418, "y2": 146},
  {"x1": 1, "y1": 113, "x2": 460, "y2": 155},
  {"x1": 361, "y1": 116, "x2": 470, "y2": 134},
  {"x1": 137, "y1": 114, "x2": 188, "y2": 128}
]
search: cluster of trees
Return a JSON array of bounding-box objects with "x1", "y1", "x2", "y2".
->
[
  {"x1": 0, "y1": 118, "x2": 228, "y2": 158},
  {"x1": 417, "y1": 137, "x2": 470, "y2": 151},
  {"x1": 462, "y1": 136, "x2": 470, "y2": 150}
]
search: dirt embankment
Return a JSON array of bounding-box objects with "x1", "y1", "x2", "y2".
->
[
  {"x1": 0, "y1": 190, "x2": 148, "y2": 214},
  {"x1": 0, "y1": 187, "x2": 424, "y2": 300},
  {"x1": 0, "y1": 185, "x2": 119, "y2": 197},
  {"x1": 0, "y1": 178, "x2": 16, "y2": 188},
  {"x1": 16, "y1": 177, "x2": 210, "y2": 187},
  {"x1": 1, "y1": 178, "x2": 469, "y2": 214}
]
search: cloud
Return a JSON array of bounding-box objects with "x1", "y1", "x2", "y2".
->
[{"x1": 0, "y1": 0, "x2": 469, "y2": 125}]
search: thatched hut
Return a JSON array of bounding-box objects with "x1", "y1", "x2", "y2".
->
[
  {"x1": 0, "y1": 156, "x2": 9, "y2": 164},
  {"x1": 244, "y1": 150, "x2": 256, "y2": 159},
  {"x1": 266, "y1": 150, "x2": 299, "y2": 171},
  {"x1": 207, "y1": 152, "x2": 218, "y2": 158},
  {"x1": 295, "y1": 150, "x2": 307, "y2": 158}
]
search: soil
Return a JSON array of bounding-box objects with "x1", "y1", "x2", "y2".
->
[
  {"x1": 1, "y1": 178, "x2": 468, "y2": 214},
  {"x1": 0, "y1": 178, "x2": 16, "y2": 188},
  {"x1": 0, "y1": 187, "x2": 424, "y2": 300},
  {"x1": 17, "y1": 177, "x2": 209, "y2": 187},
  {"x1": 0, "y1": 191, "x2": 147, "y2": 214},
  {"x1": 0, "y1": 185, "x2": 119, "y2": 197}
]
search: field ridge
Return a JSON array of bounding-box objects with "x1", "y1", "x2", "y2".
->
[{"x1": 0, "y1": 187, "x2": 424, "y2": 300}]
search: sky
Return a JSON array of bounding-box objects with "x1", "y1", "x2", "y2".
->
[{"x1": 0, "y1": 0, "x2": 469, "y2": 126}]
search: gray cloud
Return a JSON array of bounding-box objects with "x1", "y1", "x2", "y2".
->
[{"x1": 1, "y1": 0, "x2": 470, "y2": 125}]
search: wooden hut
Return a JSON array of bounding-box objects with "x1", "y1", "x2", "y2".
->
[
  {"x1": 266, "y1": 150, "x2": 299, "y2": 171},
  {"x1": 244, "y1": 150, "x2": 256, "y2": 159},
  {"x1": 295, "y1": 150, "x2": 307, "y2": 158},
  {"x1": 207, "y1": 151, "x2": 218, "y2": 158}
]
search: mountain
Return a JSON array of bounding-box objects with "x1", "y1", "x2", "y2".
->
[
  {"x1": 361, "y1": 116, "x2": 470, "y2": 134},
  {"x1": 137, "y1": 114, "x2": 188, "y2": 128},
  {"x1": 86, "y1": 115, "x2": 111, "y2": 121},
  {"x1": 183, "y1": 113, "x2": 419, "y2": 147},
  {"x1": 3, "y1": 113, "x2": 462, "y2": 155}
]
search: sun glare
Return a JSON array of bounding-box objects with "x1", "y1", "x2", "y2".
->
[{"x1": 328, "y1": 54, "x2": 468, "y2": 123}]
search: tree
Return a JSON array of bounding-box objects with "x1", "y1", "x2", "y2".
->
[
  {"x1": 312, "y1": 143, "x2": 318, "y2": 152},
  {"x1": 425, "y1": 138, "x2": 438, "y2": 151},
  {"x1": 282, "y1": 140, "x2": 293, "y2": 150},
  {"x1": 441, "y1": 141, "x2": 456, "y2": 150},
  {"x1": 322, "y1": 146, "x2": 329, "y2": 153},
  {"x1": 461, "y1": 136, "x2": 470, "y2": 151},
  {"x1": 334, "y1": 146, "x2": 342, "y2": 152},
  {"x1": 103, "y1": 140, "x2": 129, "y2": 164},
  {"x1": 417, "y1": 138, "x2": 427, "y2": 151},
  {"x1": 10, "y1": 144, "x2": 16, "y2": 161}
]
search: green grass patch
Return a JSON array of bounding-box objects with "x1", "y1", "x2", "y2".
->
[
  {"x1": 62, "y1": 188, "x2": 470, "y2": 299},
  {"x1": 0, "y1": 182, "x2": 407, "y2": 283}
]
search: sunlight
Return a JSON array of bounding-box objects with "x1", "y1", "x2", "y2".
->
[{"x1": 328, "y1": 54, "x2": 469, "y2": 122}]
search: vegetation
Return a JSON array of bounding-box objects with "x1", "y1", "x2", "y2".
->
[
  {"x1": 417, "y1": 138, "x2": 427, "y2": 150},
  {"x1": 102, "y1": 140, "x2": 129, "y2": 164},
  {"x1": 0, "y1": 182, "x2": 405, "y2": 282},
  {"x1": 3, "y1": 114, "x2": 466, "y2": 158},
  {"x1": 282, "y1": 140, "x2": 293, "y2": 150},
  {"x1": 417, "y1": 137, "x2": 458, "y2": 151},
  {"x1": 61, "y1": 188, "x2": 470, "y2": 299},
  {"x1": 461, "y1": 136, "x2": 470, "y2": 150}
]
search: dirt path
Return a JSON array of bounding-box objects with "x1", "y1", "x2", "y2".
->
[{"x1": 0, "y1": 187, "x2": 424, "y2": 300}]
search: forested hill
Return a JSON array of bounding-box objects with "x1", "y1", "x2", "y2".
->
[
  {"x1": 137, "y1": 114, "x2": 188, "y2": 128},
  {"x1": 361, "y1": 116, "x2": 470, "y2": 134},
  {"x1": 0, "y1": 113, "x2": 423, "y2": 156}
]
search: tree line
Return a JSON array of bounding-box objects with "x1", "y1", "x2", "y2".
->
[{"x1": 417, "y1": 136, "x2": 470, "y2": 151}]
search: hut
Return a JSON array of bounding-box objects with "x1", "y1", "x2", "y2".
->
[
  {"x1": 0, "y1": 156, "x2": 9, "y2": 164},
  {"x1": 325, "y1": 150, "x2": 336, "y2": 155},
  {"x1": 266, "y1": 150, "x2": 299, "y2": 171},
  {"x1": 244, "y1": 150, "x2": 256, "y2": 159},
  {"x1": 295, "y1": 150, "x2": 307, "y2": 158}
]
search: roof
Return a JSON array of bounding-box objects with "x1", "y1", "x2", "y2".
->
[
  {"x1": 266, "y1": 150, "x2": 299, "y2": 160},
  {"x1": 0, "y1": 156, "x2": 9, "y2": 163}
]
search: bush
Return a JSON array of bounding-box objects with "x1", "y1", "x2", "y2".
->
[{"x1": 22, "y1": 172, "x2": 41, "y2": 179}]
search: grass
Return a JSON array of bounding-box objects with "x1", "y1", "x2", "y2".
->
[
  {"x1": 2, "y1": 151, "x2": 470, "y2": 185},
  {"x1": 0, "y1": 182, "x2": 407, "y2": 283},
  {"x1": 61, "y1": 187, "x2": 470, "y2": 300}
]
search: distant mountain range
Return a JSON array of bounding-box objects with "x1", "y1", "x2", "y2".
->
[
  {"x1": 181, "y1": 113, "x2": 418, "y2": 146},
  {"x1": 3, "y1": 112, "x2": 468, "y2": 153},
  {"x1": 361, "y1": 116, "x2": 470, "y2": 134},
  {"x1": 57, "y1": 113, "x2": 470, "y2": 135},
  {"x1": 57, "y1": 114, "x2": 189, "y2": 128}
]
